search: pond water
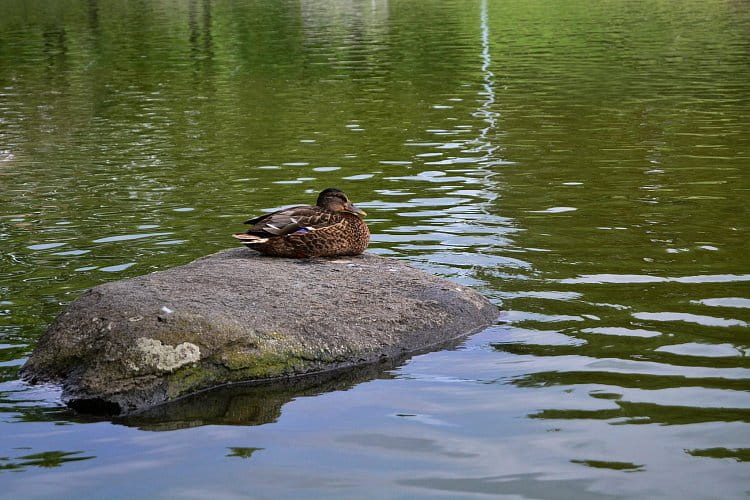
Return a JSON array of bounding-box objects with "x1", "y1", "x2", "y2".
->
[{"x1": 1, "y1": 0, "x2": 749, "y2": 497}]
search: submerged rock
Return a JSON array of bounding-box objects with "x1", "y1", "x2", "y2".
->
[{"x1": 21, "y1": 248, "x2": 497, "y2": 415}]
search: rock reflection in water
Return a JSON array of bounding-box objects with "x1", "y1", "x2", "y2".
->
[{"x1": 120, "y1": 361, "x2": 398, "y2": 431}]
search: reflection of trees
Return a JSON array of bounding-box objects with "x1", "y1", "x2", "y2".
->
[
  {"x1": 530, "y1": 401, "x2": 750, "y2": 426},
  {"x1": 494, "y1": 338, "x2": 750, "y2": 370},
  {"x1": 510, "y1": 369, "x2": 750, "y2": 392},
  {"x1": 498, "y1": 336, "x2": 750, "y2": 427},
  {"x1": 226, "y1": 447, "x2": 264, "y2": 459},
  {"x1": 0, "y1": 450, "x2": 94, "y2": 471},
  {"x1": 0, "y1": 345, "x2": 27, "y2": 364},
  {"x1": 0, "y1": 387, "x2": 81, "y2": 424},
  {"x1": 502, "y1": 349, "x2": 750, "y2": 427},
  {"x1": 188, "y1": 0, "x2": 214, "y2": 71},
  {"x1": 86, "y1": 0, "x2": 100, "y2": 34},
  {"x1": 570, "y1": 459, "x2": 643, "y2": 471},
  {"x1": 687, "y1": 447, "x2": 749, "y2": 462},
  {"x1": 0, "y1": 366, "x2": 19, "y2": 385}
]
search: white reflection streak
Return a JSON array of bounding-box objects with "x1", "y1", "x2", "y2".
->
[
  {"x1": 468, "y1": 0, "x2": 503, "y2": 219},
  {"x1": 476, "y1": 0, "x2": 499, "y2": 157},
  {"x1": 468, "y1": 0, "x2": 503, "y2": 206}
]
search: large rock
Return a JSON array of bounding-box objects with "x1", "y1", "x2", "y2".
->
[{"x1": 21, "y1": 248, "x2": 497, "y2": 415}]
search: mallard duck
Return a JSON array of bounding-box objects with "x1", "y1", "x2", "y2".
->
[{"x1": 233, "y1": 188, "x2": 370, "y2": 258}]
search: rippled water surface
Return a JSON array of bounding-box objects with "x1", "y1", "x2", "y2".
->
[{"x1": 1, "y1": 0, "x2": 749, "y2": 497}]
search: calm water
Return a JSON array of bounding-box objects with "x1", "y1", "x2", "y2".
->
[{"x1": 1, "y1": 0, "x2": 749, "y2": 497}]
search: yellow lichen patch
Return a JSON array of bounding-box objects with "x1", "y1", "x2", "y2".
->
[{"x1": 126, "y1": 338, "x2": 201, "y2": 374}]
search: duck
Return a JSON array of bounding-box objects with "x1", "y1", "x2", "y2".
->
[{"x1": 233, "y1": 188, "x2": 370, "y2": 258}]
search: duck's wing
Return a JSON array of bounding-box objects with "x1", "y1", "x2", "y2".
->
[{"x1": 244, "y1": 206, "x2": 341, "y2": 236}]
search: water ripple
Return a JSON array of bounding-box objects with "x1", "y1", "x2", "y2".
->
[
  {"x1": 632, "y1": 312, "x2": 747, "y2": 328},
  {"x1": 559, "y1": 274, "x2": 750, "y2": 285}
]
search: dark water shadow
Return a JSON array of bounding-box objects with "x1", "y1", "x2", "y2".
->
[{"x1": 115, "y1": 357, "x2": 404, "y2": 431}]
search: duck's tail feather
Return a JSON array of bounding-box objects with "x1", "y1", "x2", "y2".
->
[{"x1": 232, "y1": 233, "x2": 269, "y2": 244}]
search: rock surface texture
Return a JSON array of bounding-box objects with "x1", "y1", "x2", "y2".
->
[{"x1": 21, "y1": 248, "x2": 498, "y2": 414}]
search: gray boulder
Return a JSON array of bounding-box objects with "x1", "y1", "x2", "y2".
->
[{"x1": 21, "y1": 248, "x2": 497, "y2": 415}]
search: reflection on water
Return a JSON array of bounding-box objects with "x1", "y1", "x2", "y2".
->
[
  {"x1": 0, "y1": 450, "x2": 95, "y2": 473},
  {"x1": 120, "y1": 358, "x2": 402, "y2": 431},
  {"x1": 1, "y1": 0, "x2": 749, "y2": 497}
]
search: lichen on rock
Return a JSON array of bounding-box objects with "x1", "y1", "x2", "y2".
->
[{"x1": 125, "y1": 338, "x2": 201, "y2": 374}]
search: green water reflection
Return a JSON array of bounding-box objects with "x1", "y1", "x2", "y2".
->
[
  {"x1": 0, "y1": 450, "x2": 94, "y2": 472},
  {"x1": 1, "y1": 0, "x2": 749, "y2": 497}
]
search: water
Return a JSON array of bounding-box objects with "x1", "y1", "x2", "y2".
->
[{"x1": 1, "y1": 0, "x2": 749, "y2": 497}]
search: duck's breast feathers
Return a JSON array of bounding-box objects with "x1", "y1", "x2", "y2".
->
[{"x1": 244, "y1": 205, "x2": 342, "y2": 236}]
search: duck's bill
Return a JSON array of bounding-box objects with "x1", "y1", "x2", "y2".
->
[{"x1": 345, "y1": 202, "x2": 367, "y2": 217}]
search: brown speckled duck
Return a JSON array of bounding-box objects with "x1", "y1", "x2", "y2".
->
[{"x1": 233, "y1": 188, "x2": 370, "y2": 258}]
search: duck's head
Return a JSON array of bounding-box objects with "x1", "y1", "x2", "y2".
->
[{"x1": 317, "y1": 188, "x2": 367, "y2": 217}]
